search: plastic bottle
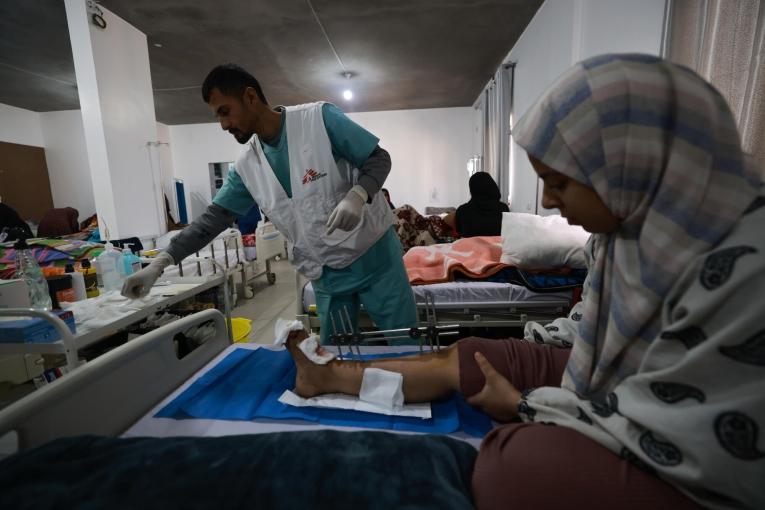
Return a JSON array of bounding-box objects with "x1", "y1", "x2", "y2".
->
[
  {"x1": 13, "y1": 237, "x2": 52, "y2": 310},
  {"x1": 95, "y1": 241, "x2": 124, "y2": 292},
  {"x1": 80, "y1": 259, "x2": 100, "y2": 298},
  {"x1": 120, "y1": 244, "x2": 142, "y2": 277},
  {"x1": 65, "y1": 264, "x2": 87, "y2": 301}
]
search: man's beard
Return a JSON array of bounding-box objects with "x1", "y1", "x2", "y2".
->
[{"x1": 233, "y1": 131, "x2": 252, "y2": 144}]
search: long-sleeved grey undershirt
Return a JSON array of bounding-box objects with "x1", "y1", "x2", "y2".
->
[
  {"x1": 164, "y1": 203, "x2": 238, "y2": 264},
  {"x1": 164, "y1": 145, "x2": 391, "y2": 264},
  {"x1": 355, "y1": 145, "x2": 391, "y2": 202}
]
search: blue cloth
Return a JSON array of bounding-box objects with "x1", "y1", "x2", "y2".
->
[
  {"x1": 313, "y1": 228, "x2": 418, "y2": 345},
  {"x1": 156, "y1": 347, "x2": 492, "y2": 437},
  {"x1": 457, "y1": 267, "x2": 588, "y2": 291},
  {"x1": 213, "y1": 103, "x2": 379, "y2": 212}
]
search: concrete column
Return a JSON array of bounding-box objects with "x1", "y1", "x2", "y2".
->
[{"x1": 64, "y1": 0, "x2": 164, "y2": 240}]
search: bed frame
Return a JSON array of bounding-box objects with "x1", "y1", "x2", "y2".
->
[
  {"x1": 294, "y1": 272, "x2": 570, "y2": 332},
  {"x1": 0, "y1": 307, "x2": 485, "y2": 457},
  {"x1": 0, "y1": 309, "x2": 229, "y2": 455},
  {"x1": 156, "y1": 225, "x2": 284, "y2": 304}
]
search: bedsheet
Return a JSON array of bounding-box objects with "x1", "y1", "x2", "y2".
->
[
  {"x1": 125, "y1": 344, "x2": 487, "y2": 448},
  {"x1": 0, "y1": 239, "x2": 105, "y2": 279},
  {"x1": 155, "y1": 347, "x2": 492, "y2": 437},
  {"x1": 404, "y1": 236, "x2": 509, "y2": 284},
  {"x1": 457, "y1": 267, "x2": 588, "y2": 291}
]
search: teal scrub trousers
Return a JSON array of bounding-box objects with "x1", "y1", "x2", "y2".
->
[{"x1": 312, "y1": 228, "x2": 418, "y2": 345}]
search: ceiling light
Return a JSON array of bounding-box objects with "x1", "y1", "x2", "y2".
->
[
  {"x1": 154, "y1": 43, "x2": 163, "y2": 48},
  {"x1": 342, "y1": 71, "x2": 354, "y2": 101}
]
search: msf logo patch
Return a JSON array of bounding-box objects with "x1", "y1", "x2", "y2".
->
[{"x1": 302, "y1": 168, "x2": 328, "y2": 185}]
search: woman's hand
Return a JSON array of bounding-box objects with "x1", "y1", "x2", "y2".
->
[{"x1": 466, "y1": 352, "x2": 522, "y2": 422}]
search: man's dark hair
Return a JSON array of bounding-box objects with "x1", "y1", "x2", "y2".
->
[{"x1": 202, "y1": 64, "x2": 267, "y2": 104}]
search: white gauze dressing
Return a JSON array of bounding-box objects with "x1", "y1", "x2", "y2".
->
[
  {"x1": 297, "y1": 334, "x2": 336, "y2": 365},
  {"x1": 273, "y1": 318, "x2": 305, "y2": 346},
  {"x1": 359, "y1": 368, "x2": 405, "y2": 410}
]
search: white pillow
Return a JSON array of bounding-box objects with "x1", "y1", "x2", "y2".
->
[{"x1": 500, "y1": 212, "x2": 590, "y2": 269}]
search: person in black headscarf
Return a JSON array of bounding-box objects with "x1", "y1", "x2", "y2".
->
[
  {"x1": 452, "y1": 172, "x2": 508, "y2": 237},
  {"x1": 0, "y1": 203, "x2": 33, "y2": 242}
]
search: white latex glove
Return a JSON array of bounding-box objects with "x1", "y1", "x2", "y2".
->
[
  {"x1": 121, "y1": 252, "x2": 175, "y2": 299},
  {"x1": 326, "y1": 185, "x2": 368, "y2": 235}
]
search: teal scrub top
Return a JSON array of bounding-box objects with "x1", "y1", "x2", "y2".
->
[{"x1": 213, "y1": 103, "x2": 398, "y2": 282}]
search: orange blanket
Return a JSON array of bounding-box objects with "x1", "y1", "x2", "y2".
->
[{"x1": 404, "y1": 236, "x2": 511, "y2": 285}]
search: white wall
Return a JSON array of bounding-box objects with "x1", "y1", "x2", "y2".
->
[
  {"x1": 348, "y1": 108, "x2": 473, "y2": 213},
  {"x1": 0, "y1": 105, "x2": 95, "y2": 219},
  {"x1": 39, "y1": 110, "x2": 96, "y2": 219},
  {"x1": 501, "y1": 0, "x2": 666, "y2": 214},
  {"x1": 167, "y1": 122, "x2": 243, "y2": 221},
  {"x1": 0, "y1": 103, "x2": 43, "y2": 147},
  {"x1": 577, "y1": 0, "x2": 666, "y2": 61},
  {"x1": 168, "y1": 107, "x2": 473, "y2": 219},
  {"x1": 0, "y1": 103, "x2": 168, "y2": 225}
]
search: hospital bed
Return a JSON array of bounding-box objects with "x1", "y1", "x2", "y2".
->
[
  {"x1": 0, "y1": 309, "x2": 479, "y2": 508},
  {"x1": 156, "y1": 224, "x2": 284, "y2": 303},
  {"x1": 0, "y1": 309, "x2": 482, "y2": 450},
  {"x1": 297, "y1": 274, "x2": 572, "y2": 332}
]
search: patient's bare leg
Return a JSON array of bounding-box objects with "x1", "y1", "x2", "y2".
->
[{"x1": 286, "y1": 331, "x2": 460, "y2": 403}]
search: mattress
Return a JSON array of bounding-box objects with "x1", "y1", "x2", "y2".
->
[
  {"x1": 302, "y1": 281, "x2": 572, "y2": 313},
  {"x1": 123, "y1": 343, "x2": 483, "y2": 448}
]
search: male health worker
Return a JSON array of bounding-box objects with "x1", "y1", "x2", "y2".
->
[{"x1": 122, "y1": 64, "x2": 417, "y2": 342}]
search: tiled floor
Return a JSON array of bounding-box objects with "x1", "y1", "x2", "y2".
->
[{"x1": 231, "y1": 259, "x2": 300, "y2": 344}]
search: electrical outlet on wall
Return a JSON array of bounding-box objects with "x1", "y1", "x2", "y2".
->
[{"x1": 430, "y1": 187, "x2": 439, "y2": 202}]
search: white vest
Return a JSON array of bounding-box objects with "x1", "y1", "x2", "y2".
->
[{"x1": 234, "y1": 102, "x2": 393, "y2": 280}]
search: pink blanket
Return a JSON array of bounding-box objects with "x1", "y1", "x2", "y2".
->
[{"x1": 403, "y1": 236, "x2": 511, "y2": 285}]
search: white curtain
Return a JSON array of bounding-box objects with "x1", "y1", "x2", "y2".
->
[
  {"x1": 666, "y1": 0, "x2": 765, "y2": 178},
  {"x1": 481, "y1": 64, "x2": 514, "y2": 202}
]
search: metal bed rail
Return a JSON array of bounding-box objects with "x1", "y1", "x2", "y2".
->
[
  {"x1": 0, "y1": 309, "x2": 80, "y2": 371},
  {"x1": 0, "y1": 309, "x2": 230, "y2": 453}
]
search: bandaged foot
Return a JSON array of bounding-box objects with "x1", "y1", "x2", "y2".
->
[
  {"x1": 297, "y1": 334, "x2": 336, "y2": 365},
  {"x1": 285, "y1": 330, "x2": 333, "y2": 398},
  {"x1": 274, "y1": 318, "x2": 335, "y2": 364}
]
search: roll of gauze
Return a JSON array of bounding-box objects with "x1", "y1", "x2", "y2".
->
[
  {"x1": 298, "y1": 335, "x2": 336, "y2": 364},
  {"x1": 359, "y1": 368, "x2": 405, "y2": 410}
]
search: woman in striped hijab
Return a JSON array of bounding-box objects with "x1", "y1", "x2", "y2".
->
[
  {"x1": 286, "y1": 54, "x2": 764, "y2": 509},
  {"x1": 498, "y1": 52, "x2": 764, "y2": 509}
]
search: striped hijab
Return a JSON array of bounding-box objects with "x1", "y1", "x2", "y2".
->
[{"x1": 514, "y1": 54, "x2": 761, "y2": 397}]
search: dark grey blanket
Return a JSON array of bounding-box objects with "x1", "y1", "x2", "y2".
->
[{"x1": 0, "y1": 430, "x2": 477, "y2": 510}]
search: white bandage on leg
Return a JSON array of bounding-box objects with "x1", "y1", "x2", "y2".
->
[
  {"x1": 359, "y1": 368, "x2": 405, "y2": 410},
  {"x1": 273, "y1": 318, "x2": 305, "y2": 346},
  {"x1": 297, "y1": 334, "x2": 336, "y2": 365}
]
